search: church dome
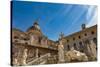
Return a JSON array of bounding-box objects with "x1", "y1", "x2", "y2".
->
[
  {"x1": 27, "y1": 21, "x2": 42, "y2": 36},
  {"x1": 27, "y1": 21, "x2": 40, "y2": 31}
]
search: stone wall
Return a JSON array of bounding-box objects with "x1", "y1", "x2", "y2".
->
[{"x1": 63, "y1": 25, "x2": 97, "y2": 61}]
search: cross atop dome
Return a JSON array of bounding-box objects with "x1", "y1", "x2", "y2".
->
[
  {"x1": 33, "y1": 19, "x2": 40, "y2": 30},
  {"x1": 33, "y1": 18, "x2": 39, "y2": 26},
  {"x1": 27, "y1": 18, "x2": 41, "y2": 33},
  {"x1": 34, "y1": 21, "x2": 38, "y2": 25},
  {"x1": 59, "y1": 32, "x2": 64, "y2": 40}
]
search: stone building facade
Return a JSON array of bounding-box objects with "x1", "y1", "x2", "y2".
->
[
  {"x1": 62, "y1": 24, "x2": 97, "y2": 61},
  {"x1": 11, "y1": 21, "x2": 97, "y2": 66}
]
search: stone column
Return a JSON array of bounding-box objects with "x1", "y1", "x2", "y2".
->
[
  {"x1": 58, "y1": 40, "x2": 65, "y2": 63},
  {"x1": 22, "y1": 49, "x2": 28, "y2": 65},
  {"x1": 36, "y1": 48, "x2": 39, "y2": 58}
]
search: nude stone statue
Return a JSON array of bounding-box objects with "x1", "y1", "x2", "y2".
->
[
  {"x1": 22, "y1": 49, "x2": 28, "y2": 65},
  {"x1": 13, "y1": 58, "x2": 19, "y2": 66},
  {"x1": 58, "y1": 40, "x2": 65, "y2": 63}
]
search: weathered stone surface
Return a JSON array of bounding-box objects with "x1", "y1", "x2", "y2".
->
[
  {"x1": 12, "y1": 21, "x2": 97, "y2": 66},
  {"x1": 58, "y1": 39, "x2": 65, "y2": 63},
  {"x1": 22, "y1": 49, "x2": 28, "y2": 65},
  {"x1": 65, "y1": 48, "x2": 88, "y2": 62}
]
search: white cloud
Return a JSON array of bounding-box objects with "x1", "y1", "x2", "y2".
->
[{"x1": 86, "y1": 6, "x2": 97, "y2": 27}]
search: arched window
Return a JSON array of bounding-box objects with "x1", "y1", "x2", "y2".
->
[
  {"x1": 91, "y1": 31, "x2": 95, "y2": 35},
  {"x1": 67, "y1": 45, "x2": 70, "y2": 51},
  {"x1": 67, "y1": 40, "x2": 69, "y2": 43},
  {"x1": 84, "y1": 33, "x2": 87, "y2": 36},
  {"x1": 79, "y1": 42, "x2": 84, "y2": 52},
  {"x1": 93, "y1": 38, "x2": 97, "y2": 45},
  {"x1": 73, "y1": 37, "x2": 75, "y2": 41},
  {"x1": 78, "y1": 36, "x2": 81, "y2": 39},
  {"x1": 74, "y1": 43, "x2": 77, "y2": 50},
  {"x1": 79, "y1": 42, "x2": 82, "y2": 48},
  {"x1": 38, "y1": 37, "x2": 42, "y2": 43}
]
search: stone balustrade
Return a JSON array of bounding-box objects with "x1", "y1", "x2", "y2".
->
[{"x1": 27, "y1": 53, "x2": 51, "y2": 65}]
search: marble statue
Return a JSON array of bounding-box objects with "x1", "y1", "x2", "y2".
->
[
  {"x1": 58, "y1": 39, "x2": 65, "y2": 63},
  {"x1": 22, "y1": 49, "x2": 28, "y2": 65}
]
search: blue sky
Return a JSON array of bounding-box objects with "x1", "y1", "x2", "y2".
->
[{"x1": 12, "y1": 1, "x2": 97, "y2": 41}]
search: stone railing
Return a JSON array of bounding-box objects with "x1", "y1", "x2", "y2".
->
[
  {"x1": 26, "y1": 57, "x2": 36, "y2": 63},
  {"x1": 27, "y1": 53, "x2": 51, "y2": 65},
  {"x1": 47, "y1": 55, "x2": 58, "y2": 64}
]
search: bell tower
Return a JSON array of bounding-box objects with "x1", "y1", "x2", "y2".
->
[{"x1": 81, "y1": 24, "x2": 86, "y2": 30}]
